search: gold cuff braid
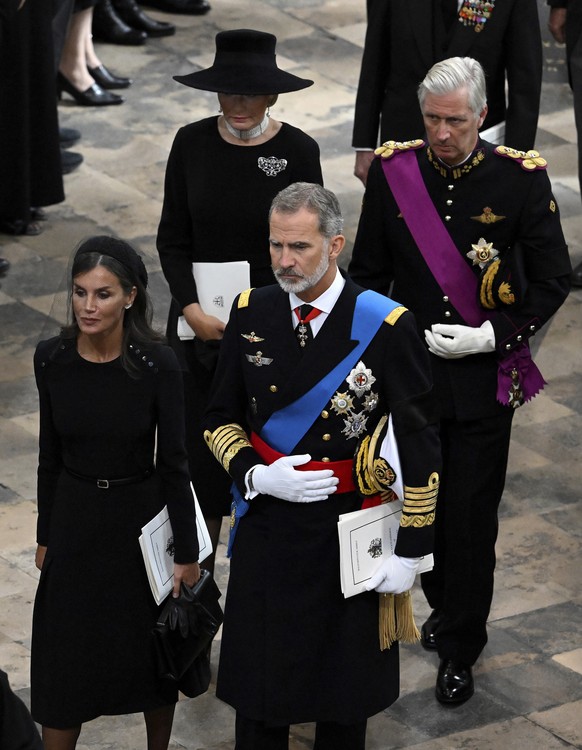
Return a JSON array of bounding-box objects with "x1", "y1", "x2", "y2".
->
[
  {"x1": 401, "y1": 471, "x2": 439, "y2": 528},
  {"x1": 204, "y1": 423, "x2": 252, "y2": 472}
]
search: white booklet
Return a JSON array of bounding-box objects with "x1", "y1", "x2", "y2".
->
[
  {"x1": 139, "y1": 482, "x2": 213, "y2": 604},
  {"x1": 337, "y1": 501, "x2": 434, "y2": 598},
  {"x1": 177, "y1": 260, "x2": 251, "y2": 340}
]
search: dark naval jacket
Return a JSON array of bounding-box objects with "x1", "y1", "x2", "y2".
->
[
  {"x1": 202, "y1": 276, "x2": 441, "y2": 724},
  {"x1": 349, "y1": 139, "x2": 571, "y2": 421}
]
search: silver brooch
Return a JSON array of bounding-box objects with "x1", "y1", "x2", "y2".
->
[
  {"x1": 258, "y1": 156, "x2": 288, "y2": 177},
  {"x1": 467, "y1": 237, "x2": 499, "y2": 268},
  {"x1": 363, "y1": 392, "x2": 379, "y2": 412},
  {"x1": 245, "y1": 351, "x2": 273, "y2": 367},
  {"x1": 341, "y1": 411, "x2": 369, "y2": 440},
  {"x1": 346, "y1": 361, "x2": 376, "y2": 397}
]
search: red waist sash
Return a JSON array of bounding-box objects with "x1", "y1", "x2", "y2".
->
[{"x1": 250, "y1": 432, "x2": 355, "y2": 494}]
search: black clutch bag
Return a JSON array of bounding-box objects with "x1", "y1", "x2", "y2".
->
[{"x1": 153, "y1": 569, "x2": 223, "y2": 698}]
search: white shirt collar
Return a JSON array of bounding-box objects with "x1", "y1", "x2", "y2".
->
[{"x1": 288, "y1": 267, "x2": 345, "y2": 315}]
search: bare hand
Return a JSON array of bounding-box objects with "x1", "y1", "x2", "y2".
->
[
  {"x1": 548, "y1": 8, "x2": 567, "y2": 43},
  {"x1": 182, "y1": 303, "x2": 225, "y2": 342},
  {"x1": 354, "y1": 151, "x2": 376, "y2": 187},
  {"x1": 172, "y1": 561, "x2": 201, "y2": 597},
  {"x1": 35, "y1": 545, "x2": 47, "y2": 571}
]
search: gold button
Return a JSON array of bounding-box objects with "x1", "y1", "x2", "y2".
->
[
  {"x1": 516, "y1": 335, "x2": 522, "y2": 342},
  {"x1": 444, "y1": 311, "x2": 451, "y2": 317},
  {"x1": 269, "y1": 385, "x2": 278, "y2": 393},
  {"x1": 443, "y1": 295, "x2": 449, "y2": 302},
  {"x1": 322, "y1": 457, "x2": 331, "y2": 462},
  {"x1": 446, "y1": 199, "x2": 453, "y2": 206},
  {"x1": 448, "y1": 184, "x2": 454, "y2": 191},
  {"x1": 323, "y1": 433, "x2": 331, "y2": 441},
  {"x1": 321, "y1": 410, "x2": 329, "y2": 419},
  {"x1": 445, "y1": 215, "x2": 451, "y2": 222}
]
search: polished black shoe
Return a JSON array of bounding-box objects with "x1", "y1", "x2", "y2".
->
[
  {"x1": 59, "y1": 126, "x2": 81, "y2": 148},
  {"x1": 88, "y1": 63, "x2": 132, "y2": 89},
  {"x1": 420, "y1": 610, "x2": 441, "y2": 651},
  {"x1": 92, "y1": 0, "x2": 147, "y2": 45},
  {"x1": 61, "y1": 150, "x2": 84, "y2": 175},
  {"x1": 0, "y1": 257, "x2": 11, "y2": 277},
  {"x1": 113, "y1": 0, "x2": 175, "y2": 36},
  {"x1": 435, "y1": 659, "x2": 474, "y2": 705},
  {"x1": 142, "y1": 0, "x2": 210, "y2": 14},
  {"x1": 0, "y1": 219, "x2": 42, "y2": 236},
  {"x1": 57, "y1": 72, "x2": 124, "y2": 106},
  {"x1": 570, "y1": 260, "x2": 582, "y2": 288}
]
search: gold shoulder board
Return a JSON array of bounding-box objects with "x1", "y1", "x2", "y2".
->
[
  {"x1": 238, "y1": 288, "x2": 254, "y2": 308},
  {"x1": 494, "y1": 145, "x2": 547, "y2": 171},
  {"x1": 375, "y1": 139, "x2": 425, "y2": 161},
  {"x1": 384, "y1": 305, "x2": 408, "y2": 326}
]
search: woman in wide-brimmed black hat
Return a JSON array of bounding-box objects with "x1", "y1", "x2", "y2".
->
[{"x1": 156, "y1": 29, "x2": 323, "y2": 573}]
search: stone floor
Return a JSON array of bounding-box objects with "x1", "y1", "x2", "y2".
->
[{"x1": 1, "y1": 1, "x2": 581, "y2": 748}]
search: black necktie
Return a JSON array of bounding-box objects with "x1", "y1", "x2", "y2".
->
[{"x1": 294, "y1": 304, "x2": 321, "y2": 348}]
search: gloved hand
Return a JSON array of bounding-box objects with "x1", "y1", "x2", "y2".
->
[
  {"x1": 365, "y1": 555, "x2": 422, "y2": 594},
  {"x1": 424, "y1": 321, "x2": 495, "y2": 359},
  {"x1": 251, "y1": 455, "x2": 339, "y2": 503}
]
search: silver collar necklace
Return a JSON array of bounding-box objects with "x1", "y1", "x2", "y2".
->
[{"x1": 223, "y1": 114, "x2": 270, "y2": 141}]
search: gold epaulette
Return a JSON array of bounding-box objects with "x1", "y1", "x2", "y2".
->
[
  {"x1": 204, "y1": 423, "x2": 252, "y2": 472},
  {"x1": 494, "y1": 145, "x2": 547, "y2": 171},
  {"x1": 384, "y1": 305, "x2": 408, "y2": 326},
  {"x1": 375, "y1": 139, "x2": 425, "y2": 160},
  {"x1": 401, "y1": 471, "x2": 439, "y2": 528},
  {"x1": 238, "y1": 288, "x2": 254, "y2": 308}
]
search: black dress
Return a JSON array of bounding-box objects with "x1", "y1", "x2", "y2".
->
[
  {"x1": 31, "y1": 337, "x2": 199, "y2": 729},
  {"x1": 157, "y1": 116, "x2": 323, "y2": 517}
]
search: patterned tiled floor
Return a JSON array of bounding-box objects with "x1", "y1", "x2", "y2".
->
[{"x1": 1, "y1": 1, "x2": 581, "y2": 748}]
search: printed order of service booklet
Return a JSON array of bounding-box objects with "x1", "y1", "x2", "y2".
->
[
  {"x1": 139, "y1": 483, "x2": 212, "y2": 604},
  {"x1": 338, "y1": 501, "x2": 434, "y2": 598},
  {"x1": 177, "y1": 261, "x2": 251, "y2": 340}
]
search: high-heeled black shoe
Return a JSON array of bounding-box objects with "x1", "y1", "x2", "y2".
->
[
  {"x1": 92, "y1": 0, "x2": 147, "y2": 45},
  {"x1": 57, "y1": 72, "x2": 124, "y2": 106},
  {"x1": 113, "y1": 0, "x2": 175, "y2": 36},
  {"x1": 88, "y1": 64, "x2": 132, "y2": 89}
]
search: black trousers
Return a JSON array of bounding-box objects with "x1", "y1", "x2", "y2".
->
[
  {"x1": 421, "y1": 410, "x2": 514, "y2": 665},
  {"x1": 235, "y1": 713, "x2": 367, "y2": 750}
]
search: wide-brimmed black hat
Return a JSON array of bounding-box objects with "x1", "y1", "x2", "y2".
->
[{"x1": 173, "y1": 29, "x2": 314, "y2": 95}]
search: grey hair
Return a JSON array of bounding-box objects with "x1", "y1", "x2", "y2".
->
[
  {"x1": 418, "y1": 57, "x2": 487, "y2": 117},
  {"x1": 269, "y1": 182, "x2": 344, "y2": 238}
]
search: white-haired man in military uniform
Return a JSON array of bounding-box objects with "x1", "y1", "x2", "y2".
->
[
  {"x1": 203, "y1": 182, "x2": 441, "y2": 750},
  {"x1": 350, "y1": 56, "x2": 571, "y2": 705}
]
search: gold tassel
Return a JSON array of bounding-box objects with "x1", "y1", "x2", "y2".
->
[{"x1": 379, "y1": 590, "x2": 420, "y2": 650}]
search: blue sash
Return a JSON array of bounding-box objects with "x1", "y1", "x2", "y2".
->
[{"x1": 261, "y1": 290, "x2": 400, "y2": 453}]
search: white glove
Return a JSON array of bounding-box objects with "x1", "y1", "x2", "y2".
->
[
  {"x1": 251, "y1": 455, "x2": 339, "y2": 503},
  {"x1": 424, "y1": 321, "x2": 495, "y2": 359},
  {"x1": 365, "y1": 555, "x2": 422, "y2": 594}
]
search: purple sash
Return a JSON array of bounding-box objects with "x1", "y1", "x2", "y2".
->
[{"x1": 379, "y1": 150, "x2": 545, "y2": 407}]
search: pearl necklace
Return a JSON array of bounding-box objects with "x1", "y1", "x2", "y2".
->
[{"x1": 223, "y1": 114, "x2": 270, "y2": 141}]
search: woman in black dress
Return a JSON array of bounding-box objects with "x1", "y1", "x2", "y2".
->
[
  {"x1": 31, "y1": 236, "x2": 200, "y2": 750},
  {"x1": 157, "y1": 29, "x2": 323, "y2": 570}
]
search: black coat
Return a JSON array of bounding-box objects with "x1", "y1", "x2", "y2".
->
[
  {"x1": 352, "y1": 0, "x2": 542, "y2": 151},
  {"x1": 203, "y1": 277, "x2": 441, "y2": 723},
  {"x1": 349, "y1": 140, "x2": 571, "y2": 421}
]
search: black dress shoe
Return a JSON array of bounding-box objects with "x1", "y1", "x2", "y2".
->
[
  {"x1": 141, "y1": 0, "x2": 210, "y2": 14},
  {"x1": 88, "y1": 64, "x2": 132, "y2": 89},
  {"x1": 0, "y1": 219, "x2": 42, "y2": 236},
  {"x1": 420, "y1": 609, "x2": 440, "y2": 651},
  {"x1": 59, "y1": 126, "x2": 81, "y2": 147},
  {"x1": 57, "y1": 72, "x2": 124, "y2": 106},
  {"x1": 61, "y1": 150, "x2": 84, "y2": 175},
  {"x1": 570, "y1": 260, "x2": 582, "y2": 288},
  {"x1": 435, "y1": 659, "x2": 474, "y2": 704},
  {"x1": 92, "y1": 0, "x2": 147, "y2": 45},
  {"x1": 0, "y1": 257, "x2": 10, "y2": 277},
  {"x1": 113, "y1": 0, "x2": 175, "y2": 36}
]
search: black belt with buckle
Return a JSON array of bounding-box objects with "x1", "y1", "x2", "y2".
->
[{"x1": 65, "y1": 467, "x2": 153, "y2": 489}]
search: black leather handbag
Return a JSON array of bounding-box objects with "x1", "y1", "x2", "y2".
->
[{"x1": 153, "y1": 569, "x2": 223, "y2": 698}]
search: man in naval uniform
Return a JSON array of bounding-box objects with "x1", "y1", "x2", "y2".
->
[
  {"x1": 349, "y1": 57, "x2": 571, "y2": 705},
  {"x1": 203, "y1": 182, "x2": 441, "y2": 750},
  {"x1": 352, "y1": 0, "x2": 542, "y2": 185}
]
